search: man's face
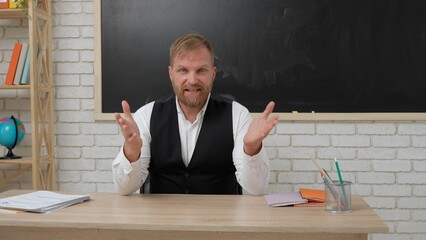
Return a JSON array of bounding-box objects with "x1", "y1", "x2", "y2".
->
[{"x1": 169, "y1": 47, "x2": 216, "y2": 109}]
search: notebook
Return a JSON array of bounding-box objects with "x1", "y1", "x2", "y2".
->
[
  {"x1": 264, "y1": 192, "x2": 308, "y2": 207},
  {"x1": 299, "y1": 188, "x2": 325, "y2": 202}
]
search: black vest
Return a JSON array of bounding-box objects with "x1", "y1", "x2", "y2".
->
[{"x1": 149, "y1": 95, "x2": 241, "y2": 194}]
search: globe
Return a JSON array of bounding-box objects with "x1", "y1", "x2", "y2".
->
[{"x1": 0, "y1": 115, "x2": 25, "y2": 159}]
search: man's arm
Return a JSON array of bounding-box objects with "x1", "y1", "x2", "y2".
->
[
  {"x1": 232, "y1": 102, "x2": 279, "y2": 195},
  {"x1": 112, "y1": 101, "x2": 153, "y2": 195}
]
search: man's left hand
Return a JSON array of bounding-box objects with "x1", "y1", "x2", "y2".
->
[{"x1": 243, "y1": 101, "x2": 279, "y2": 156}]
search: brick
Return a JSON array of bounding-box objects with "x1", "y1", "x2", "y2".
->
[
  {"x1": 374, "y1": 185, "x2": 411, "y2": 197},
  {"x1": 263, "y1": 135, "x2": 290, "y2": 147},
  {"x1": 316, "y1": 123, "x2": 355, "y2": 135},
  {"x1": 81, "y1": 171, "x2": 111, "y2": 183},
  {"x1": 278, "y1": 147, "x2": 315, "y2": 159},
  {"x1": 357, "y1": 172, "x2": 395, "y2": 184},
  {"x1": 276, "y1": 123, "x2": 315, "y2": 134},
  {"x1": 363, "y1": 196, "x2": 396, "y2": 209},
  {"x1": 58, "y1": 183, "x2": 96, "y2": 193},
  {"x1": 413, "y1": 210, "x2": 426, "y2": 221},
  {"x1": 59, "y1": 159, "x2": 95, "y2": 171},
  {"x1": 332, "y1": 136, "x2": 370, "y2": 147},
  {"x1": 376, "y1": 209, "x2": 411, "y2": 221},
  {"x1": 277, "y1": 172, "x2": 316, "y2": 184},
  {"x1": 55, "y1": 147, "x2": 81, "y2": 159},
  {"x1": 397, "y1": 222, "x2": 426, "y2": 233},
  {"x1": 373, "y1": 160, "x2": 411, "y2": 172},
  {"x1": 412, "y1": 136, "x2": 426, "y2": 147},
  {"x1": 316, "y1": 147, "x2": 356, "y2": 160},
  {"x1": 292, "y1": 135, "x2": 330, "y2": 147},
  {"x1": 398, "y1": 124, "x2": 426, "y2": 135},
  {"x1": 58, "y1": 135, "x2": 94, "y2": 147},
  {"x1": 56, "y1": 62, "x2": 93, "y2": 74},
  {"x1": 370, "y1": 234, "x2": 409, "y2": 240},
  {"x1": 357, "y1": 123, "x2": 396, "y2": 135},
  {"x1": 358, "y1": 148, "x2": 396, "y2": 160},
  {"x1": 412, "y1": 160, "x2": 426, "y2": 172},
  {"x1": 398, "y1": 198, "x2": 426, "y2": 208},
  {"x1": 269, "y1": 159, "x2": 291, "y2": 171},
  {"x1": 398, "y1": 148, "x2": 426, "y2": 160},
  {"x1": 372, "y1": 136, "x2": 410, "y2": 147},
  {"x1": 398, "y1": 173, "x2": 426, "y2": 184}
]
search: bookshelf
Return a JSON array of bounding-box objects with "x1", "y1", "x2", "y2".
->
[{"x1": 0, "y1": 0, "x2": 55, "y2": 190}]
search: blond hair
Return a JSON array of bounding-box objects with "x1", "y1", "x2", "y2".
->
[{"x1": 169, "y1": 33, "x2": 215, "y2": 66}]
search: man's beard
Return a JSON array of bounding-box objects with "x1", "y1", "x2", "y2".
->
[{"x1": 173, "y1": 83, "x2": 211, "y2": 108}]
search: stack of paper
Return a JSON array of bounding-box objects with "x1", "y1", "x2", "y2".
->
[{"x1": 0, "y1": 191, "x2": 90, "y2": 213}]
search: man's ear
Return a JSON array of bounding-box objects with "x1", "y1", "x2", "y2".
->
[{"x1": 168, "y1": 66, "x2": 172, "y2": 81}]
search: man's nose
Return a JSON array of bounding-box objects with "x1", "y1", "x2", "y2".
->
[{"x1": 187, "y1": 72, "x2": 197, "y2": 84}]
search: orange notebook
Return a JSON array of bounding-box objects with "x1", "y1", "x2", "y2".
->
[
  {"x1": 0, "y1": 0, "x2": 8, "y2": 9},
  {"x1": 299, "y1": 188, "x2": 325, "y2": 202},
  {"x1": 5, "y1": 42, "x2": 23, "y2": 85}
]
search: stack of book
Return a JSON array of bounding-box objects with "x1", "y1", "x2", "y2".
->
[{"x1": 3, "y1": 42, "x2": 31, "y2": 85}]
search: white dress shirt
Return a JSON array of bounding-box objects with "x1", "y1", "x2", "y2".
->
[{"x1": 112, "y1": 96, "x2": 270, "y2": 196}]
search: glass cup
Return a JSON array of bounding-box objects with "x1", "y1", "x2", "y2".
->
[{"x1": 325, "y1": 180, "x2": 352, "y2": 213}]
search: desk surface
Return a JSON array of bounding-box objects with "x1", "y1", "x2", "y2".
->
[{"x1": 0, "y1": 190, "x2": 387, "y2": 240}]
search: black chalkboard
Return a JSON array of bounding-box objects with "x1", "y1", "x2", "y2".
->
[{"x1": 99, "y1": 0, "x2": 426, "y2": 114}]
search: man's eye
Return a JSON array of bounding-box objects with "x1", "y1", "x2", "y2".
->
[
  {"x1": 178, "y1": 68, "x2": 188, "y2": 73},
  {"x1": 198, "y1": 69, "x2": 207, "y2": 73}
]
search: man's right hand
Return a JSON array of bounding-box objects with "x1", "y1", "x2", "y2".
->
[{"x1": 114, "y1": 100, "x2": 142, "y2": 162}]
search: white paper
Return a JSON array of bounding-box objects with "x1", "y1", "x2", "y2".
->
[{"x1": 0, "y1": 191, "x2": 90, "y2": 213}]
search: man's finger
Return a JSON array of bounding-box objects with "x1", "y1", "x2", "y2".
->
[
  {"x1": 122, "y1": 100, "x2": 132, "y2": 119},
  {"x1": 262, "y1": 101, "x2": 275, "y2": 118}
]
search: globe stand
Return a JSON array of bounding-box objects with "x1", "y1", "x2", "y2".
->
[
  {"x1": 0, "y1": 115, "x2": 22, "y2": 160},
  {"x1": 0, "y1": 148, "x2": 21, "y2": 159}
]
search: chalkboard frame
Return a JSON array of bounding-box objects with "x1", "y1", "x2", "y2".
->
[{"x1": 94, "y1": 0, "x2": 426, "y2": 121}]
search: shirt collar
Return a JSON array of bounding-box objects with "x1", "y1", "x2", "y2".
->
[{"x1": 175, "y1": 93, "x2": 211, "y2": 119}]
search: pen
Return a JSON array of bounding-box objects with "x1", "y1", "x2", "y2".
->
[
  {"x1": 310, "y1": 156, "x2": 334, "y2": 184},
  {"x1": 334, "y1": 158, "x2": 349, "y2": 208}
]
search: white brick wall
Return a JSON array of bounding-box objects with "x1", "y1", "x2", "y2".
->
[{"x1": 1, "y1": 1, "x2": 426, "y2": 239}]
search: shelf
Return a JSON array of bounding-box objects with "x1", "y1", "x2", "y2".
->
[
  {"x1": 0, "y1": 157, "x2": 33, "y2": 165},
  {"x1": 0, "y1": 84, "x2": 31, "y2": 89},
  {"x1": 0, "y1": 0, "x2": 55, "y2": 190},
  {"x1": 0, "y1": 8, "x2": 27, "y2": 19}
]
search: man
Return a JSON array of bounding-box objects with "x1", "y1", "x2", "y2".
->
[{"x1": 113, "y1": 33, "x2": 279, "y2": 195}]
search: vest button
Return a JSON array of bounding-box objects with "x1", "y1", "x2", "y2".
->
[
  {"x1": 184, "y1": 189, "x2": 190, "y2": 194},
  {"x1": 184, "y1": 172, "x2": 190, "y2": 178}
]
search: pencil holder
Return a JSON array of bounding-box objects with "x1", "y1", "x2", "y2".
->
[{"x1": 324, "y1": 181, "x2": 352, "y2": 213}]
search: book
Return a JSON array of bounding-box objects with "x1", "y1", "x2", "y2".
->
[
  {"x1": 4, "y1": 42, "x2": 22, "y2": 85},
  {"x1": 0, "y1": 0, "x2": 9, "y2": 9},
  {"x1": 0, "y1": 191, "x2": 91, "y2": 213},
  {"x1": 9, "y1": 0, "x2": 27, "y2": 8},
  {"x1": 264, "y1": 192, "x2": 308, "y2": 207},
  {"x1": 294, "y1": 201, "x2": 326, "y2": 207},
  {"x1": 19, "y1": 47, "x2": 31, "y2": 84},
  {"x1": 13, "y1": 42, "x2": 28, "y2": 85},
  {"x1": 299, "y1": 188, "x2": 325, "y2": 202},
  {"x1": 20, "y1": 42, "x2": 38, "y2": 85}
]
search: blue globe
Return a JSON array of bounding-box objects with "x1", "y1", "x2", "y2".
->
[{"x1": 0, "y1": 116, "x2": 25, "y2": 149}]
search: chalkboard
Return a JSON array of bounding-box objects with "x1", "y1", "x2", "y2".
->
[{"x1": 95, "y1": 0, "x2": 426, "y2": 120}]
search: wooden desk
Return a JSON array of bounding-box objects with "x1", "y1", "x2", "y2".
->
[{"x1": 0, "y1": 190, "x2": 387, "y2": 240}]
